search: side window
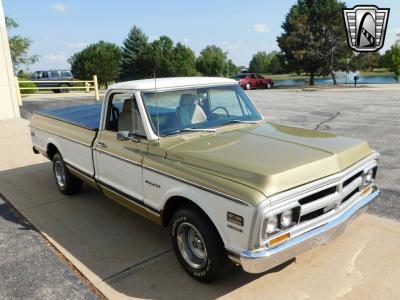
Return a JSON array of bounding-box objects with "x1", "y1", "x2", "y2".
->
[
  {"x1": 50, "y1": 71, "x2": 59, "y2": 78},
  {"x1": 250, "y1": 74, "x2": 256, "y2": 79},
  {"x1": 256, "y1": 74, "x2": 263, "y2": 79},
  {"x1": 42, "y1": 72, "x2": 49, "y2": 78},
  {"x1": 61, "y1": 71, "x2": 72, "y2": 77},
  {"x1": 105, "y1": 93, "x2": 146, "y2": 137}
]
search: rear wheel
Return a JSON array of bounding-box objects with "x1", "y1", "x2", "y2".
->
[
  {"x1": 52, "y1": 153, "x2": 82, "y2": 195},
  {"x1": 59, "y1": 83, "x2": 70, "y2": 93},
  {"x1": 170, "y1": 207, "x2": 228, "y2": 282},
  {"x1": 266, "y1": 82, "x2": 272, "y2": 89}
]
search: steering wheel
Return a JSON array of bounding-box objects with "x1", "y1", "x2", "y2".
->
[{"x1": 211, "y1": 106, "x2": 230, "y2": 117}]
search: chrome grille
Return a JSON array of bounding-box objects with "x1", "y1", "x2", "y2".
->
[
  {"x1": 255, "y1": 154, "x2": 379, "y2": 249},
  {"x1": 298, "y1": 186, "x2": 337, "y2": 205},
  {"x1": 343, "y1": 171, "x2": 363, "y2": 187},
  {"x1": 341, "y1": 187, "x2": 359, "y2": 204},
  {"x1": 298, "y1": 170, "x2": 365, "y2": 224}
]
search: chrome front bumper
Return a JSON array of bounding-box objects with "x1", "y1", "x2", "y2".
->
[{"x1": 240, "y1": 187, "x2": 380, "y2": 273}]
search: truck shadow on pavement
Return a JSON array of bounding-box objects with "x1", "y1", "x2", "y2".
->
[
  {"x1": 0, "y1": 200, "x2": 37, "y2": 232},
  {"x1": 0, "y1": 162, "x2": 294, "y2": 300}
]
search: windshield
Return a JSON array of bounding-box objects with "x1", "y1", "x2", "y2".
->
[
  {"x1": 142, "y1": 85, "x2": 262, "y2": 137},
  {"x1": 234, "y1": 74, "x2": 247, "y2": 79}
]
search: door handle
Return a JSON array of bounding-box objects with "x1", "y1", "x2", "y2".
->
[{"x1": 97, "y1": 142, "x2": 107, "y2": 148}]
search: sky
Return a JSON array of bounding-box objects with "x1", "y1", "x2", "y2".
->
[{"x1": 3, "y1": 0, "x2": 400, "y2": 71}]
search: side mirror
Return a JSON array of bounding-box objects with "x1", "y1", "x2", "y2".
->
[{"x1": 116, "y1": 131, "x2": 139, "y2": 142}]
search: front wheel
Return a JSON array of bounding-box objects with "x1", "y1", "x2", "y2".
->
[
  {"x1": 245, "y1": 83, "x2": 251, "y2": 90},
  {"x1": 170, "y1": 208, "x2": 228, "y2": 282}
]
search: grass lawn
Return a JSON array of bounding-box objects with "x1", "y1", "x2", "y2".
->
[
  {"x1": 359, "y1": 70, "x2": 394, "y2": 77},
  {"x1": 266, "y1": 70, "x2": 394, "y2": 81},
  {"x1": 266, "y1": 74, "x2": 324, "y2": 80}
]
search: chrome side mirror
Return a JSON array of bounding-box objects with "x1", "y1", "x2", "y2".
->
[{"x1": 116, "y1": 131, "x2": 139, "y2": 142}]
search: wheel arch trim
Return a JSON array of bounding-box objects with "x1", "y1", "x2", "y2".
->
[{"x1": 46, "y1": 138, "x2": 63, "y2": 159}]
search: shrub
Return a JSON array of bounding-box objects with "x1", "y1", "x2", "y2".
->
[{"x1": 18, "y1": 77, "x2": 36, "y2": 94}]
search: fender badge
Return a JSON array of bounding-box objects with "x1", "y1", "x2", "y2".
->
[{"x1": 227, "y1": 212, "x2": 244, "y2": 226}]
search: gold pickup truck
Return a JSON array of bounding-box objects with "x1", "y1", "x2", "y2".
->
[{"x1": 30, "y1": 77, "x2": 380, "y2": 282}]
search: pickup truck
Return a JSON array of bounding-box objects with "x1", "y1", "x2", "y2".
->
[{"x1": 30, "y1": 77, "x2": 380, "y2": 282}]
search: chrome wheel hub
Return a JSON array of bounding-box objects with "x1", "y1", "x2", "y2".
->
[
  {"x1": 176, "y1": 222, "x2": 207, "y2": 269},
  {"x1": 54, "y1": 161, "x2": 66, "y2": 188}
]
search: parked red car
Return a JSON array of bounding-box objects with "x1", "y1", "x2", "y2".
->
[{"x1": 234, "y1": 73, "x2": 274, "y2": 90}]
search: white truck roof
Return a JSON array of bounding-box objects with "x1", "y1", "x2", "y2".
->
[{"x1": 109, "y1": 77, "x2": 237, "y2": 91}]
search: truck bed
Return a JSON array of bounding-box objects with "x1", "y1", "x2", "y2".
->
[
  {"x1": 35, "y1": 103, "x2": 102, "y2": 131},
  {"x1": 31, "y1": 106, "x2": 99, "y2": 177}
]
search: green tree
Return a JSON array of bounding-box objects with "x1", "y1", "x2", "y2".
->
[
  {"x1": 249, "y1": 51, "x2": 284, "y2": 74},
  {"x1": 120, "y1": 27, "x2": 198, "y2": 79},
  {"x1": 389, "y1": 46, "x2": 400, "y2": 82},
  {"x1": 196, "y1": 45, "x2": 227, "y2": 76},
  {"x1": 140, "y1": 36, "x2": 198, "y2": 78},
  {"x1": 381, "y1": 50, "x2": 392, "y2": 70},
  {"x1": 277, "y1": 0, "x2": 348, "y2": 85},
  {"x1": 249, "y1": 51, "x2": 270, "y2": 73},
  {"x1": 5, "y1": 17, "x2": 38, "y2": 72},
  {"x1": 383, "y1": 35, "x2": 400, "y2": 82},
  {"x1": 120, "y1": 26, "x2": 149, "y2": 80},
  {"x1": 226, "y1": 59, "x2": 239, "y2": 77},
  {"x1": 172, "y1": 42, "x2": 197, "y2": 76},
  {"x1": 358, "y1": 52, "x2": 381, "y2": 71},
  {"x1": 269, "y1": 52, "x2": 285, "y2": 74},
  {"x1": 68, "y1": 41, "x2": 122, "y2": 88},
  {"x1": 142, "y1": 36, "x2": 175, "y2": 77}
]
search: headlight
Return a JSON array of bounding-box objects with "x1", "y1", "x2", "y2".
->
[
  {"x1": 261, "y1": 206, "x2": 300, "y2": 243},
  {"x1": 363, "y1": 167, "x2": 376, "y2": 187},
  {"x1": 266, "y1": 215, "x2": 278, "y2": 234},
  {"x1": 280, "y1": 209, "x2": 293, "y2": 227}
]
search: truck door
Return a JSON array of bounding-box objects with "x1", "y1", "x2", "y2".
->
[{"x1": 94, "y1": 92, "x2": 148, "y2": 204}]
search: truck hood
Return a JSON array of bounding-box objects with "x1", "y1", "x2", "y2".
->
[{"x1": 165, "y1": 122, "x2": 374, "y2": 199}]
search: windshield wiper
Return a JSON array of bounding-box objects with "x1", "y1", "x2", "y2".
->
[
  {"x1": 169, "y1": 127, "x2": 217, "y2": 135},
  {"x1": 221, "y1": 119, "x2": 260, "y2": 125},
  {"x1": 167, "y1": 121, "x2": 258, "y2": 136}
]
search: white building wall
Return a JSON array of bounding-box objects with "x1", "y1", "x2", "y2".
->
[{"x1": 0, "y1": 2, "x2": 20, "y2": 120}]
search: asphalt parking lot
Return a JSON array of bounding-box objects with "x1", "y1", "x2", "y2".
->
[
  {"x1": 247, "y1": 87, "x2": 400, "y2": 221},
  {"x1": 1, "y1": 86, "x2": 399, "y2": 299},
  {"x1": 0, "y1": 197, "x2": 99, "y2": 300}
]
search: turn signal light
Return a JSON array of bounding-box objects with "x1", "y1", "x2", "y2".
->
[
  {"x1": 360, "y1": 186, "x2": 372, "y2": 197},
  {"x1": 268, "y1": 232, "x2": 290, "y2": 247}
]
